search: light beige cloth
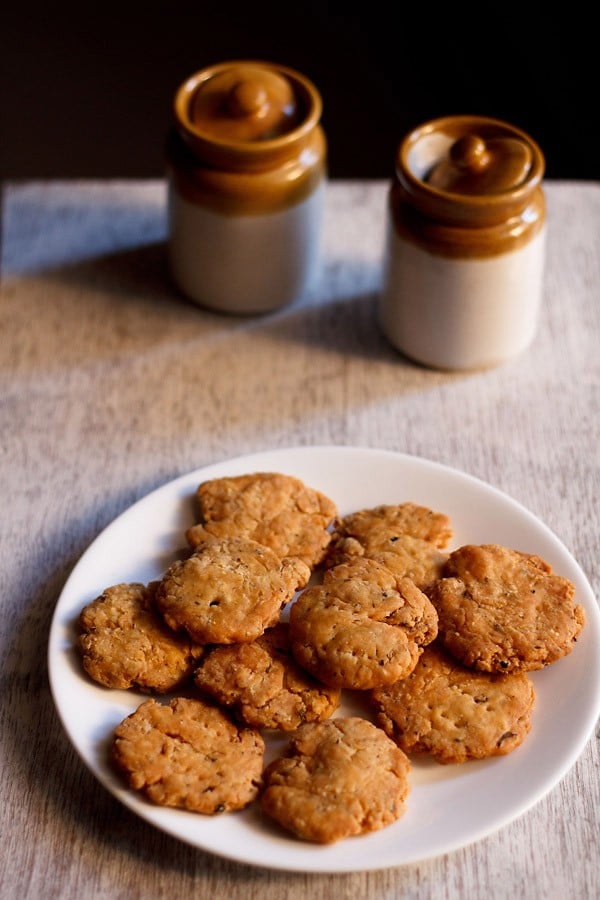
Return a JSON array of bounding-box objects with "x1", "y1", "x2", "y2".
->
[{"x1": 1, "y1": 179, "x2": 598, "y2": 899}]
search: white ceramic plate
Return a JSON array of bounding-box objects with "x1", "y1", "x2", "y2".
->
[{"x1": 48, "y1": 446, "x2": 600, "y2": 873}]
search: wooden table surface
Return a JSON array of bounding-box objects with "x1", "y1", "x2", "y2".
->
[{"x1": 1, "y1": 179, "x2": 599, "y2": 899}]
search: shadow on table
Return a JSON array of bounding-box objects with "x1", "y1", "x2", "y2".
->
[{"x1": 3, "y1": 238, "x2": 466, "y2": 391}]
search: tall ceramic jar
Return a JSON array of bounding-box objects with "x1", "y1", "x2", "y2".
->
[
  {"x1": 166, "y1": 60, "x2": 326, "y2": 314},
  {"x1": 379, "y1": 115, "x2": 546, "y2": 370}
]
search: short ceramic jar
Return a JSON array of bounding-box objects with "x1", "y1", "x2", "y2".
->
[
  {"x1": 166, "y1": 60, "x2": 326, "y2": 314},
  {"x1": 379, "y1": 115, "x2": 546, "y2": 370}
]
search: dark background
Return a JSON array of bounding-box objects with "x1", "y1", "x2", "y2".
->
[{"x1": 2, "y1": 3, "x2": 597, "y2": 182}]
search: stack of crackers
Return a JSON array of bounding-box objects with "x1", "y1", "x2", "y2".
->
[{"x1": 76, "y1": 472, "x2": 585, "y2": 844}]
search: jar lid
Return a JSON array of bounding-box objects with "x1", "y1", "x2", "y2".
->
[
  {"x1": 187, "y1": 64, "x2": 301, "y2": 142},
  {"x1": 172, "y1": 60, "x2": 322, "y2": 170},
  {"x1": 426, "y1": 132, "x2": 533, "y2": 194}
]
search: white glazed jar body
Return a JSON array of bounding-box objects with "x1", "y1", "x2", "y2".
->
[
  {"x1": 168, "y1": 176, "x2": 325, "y2": 315},
  {"x1": 380, "y1": 218, "x2": 546, "y2": 370}
]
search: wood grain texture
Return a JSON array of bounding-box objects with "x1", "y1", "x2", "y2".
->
[{"x1": 1, "y1": 180, "x2": 598, "y2": 899}]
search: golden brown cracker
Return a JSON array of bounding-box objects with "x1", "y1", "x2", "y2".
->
[
  {"x1": 325, "y1": 503, "x2": 451, "y2": 594},
  {"x1": 186, "y1": 472, "x2": 337, "y2": 569},
  {"x1": 289, "y1": 558, "x2": 438, "y2": 689},
  {"x1": 155, "y1": 536, "x2": 310, "y2": 645},
  {"x1": 194, "y1": 622, "x2": 340, "y2": 731},
  {"x1": 260, "y1": 716, "x2": 411, "y2": 843},
  {"x1": 431, "y1": 544, "x2": 584, "y2": 673},
  {"x1": 371, "y1": 643, "x2": 536, "y2": 763},
  {"x1": 112, "y1": 697, "x2": 264, "y2": 813},
  {"x1": 78, "y1": 582, "x2": 202, "y2": 692}
]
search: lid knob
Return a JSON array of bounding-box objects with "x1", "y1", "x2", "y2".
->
[
  {"x1": 228, "y1": 79, "x2": 269, "y2": 118},
  {"x1": 450, "y1": 134, "x2": 490, "y2": 172}
]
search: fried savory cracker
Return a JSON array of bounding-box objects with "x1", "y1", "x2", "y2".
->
[
  {"x1": 155, "y1": 536, "x2": 310, "y2": 645},
  {"x1": 289, "y1": 558, "x2": 438, "y2": 690},
  {"x1": 431, "y1": 543, "x2": 584, "y2": 673},
  {"x1": 186, "y1": 472, "x2": 338, "y2": 570},
  {"x1": 194, "y1": 622, "x2": 340, "y2": 731},
  {"x1": 78, "y1": 582, "x2": 202, "y2": 692},
  {"x1": 324, "y1": 503, "x2": 451, "y2": 594},
  {"x1": 260, "y1": 716, "x2": 411, "y2": 843},
  {"x1": 112, "y1": 697, "x2": 264, "y2": 813},
  {"x1": 371, "y1": 643, "x2": 535, "y2": 764}
]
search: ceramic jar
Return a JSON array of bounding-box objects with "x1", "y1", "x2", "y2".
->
[
  {"x1": 379, "y1": 115, "x2": 546, "y2": 370},
  {"x1": 166, "y1": 60, "x2": 326, "y2": 314}
]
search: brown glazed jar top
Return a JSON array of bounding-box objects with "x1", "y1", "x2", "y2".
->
[
  {"x1": 172, "y1": 60, "x2": 323, "y2": 173},
  {"x1": 391, "y1": 115, "x2": 545, "y2": 257},
  {"x1": 396, "y1": 115, "x2": 545, "y2": 226}
]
